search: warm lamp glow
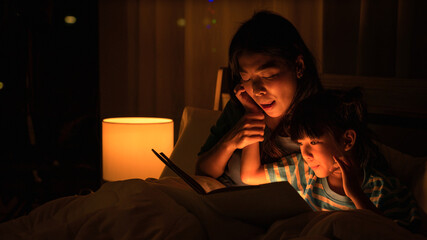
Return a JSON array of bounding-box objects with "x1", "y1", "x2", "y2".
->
[{"x1": 102, "y1": 117, "x2": 173, "y2": 181}]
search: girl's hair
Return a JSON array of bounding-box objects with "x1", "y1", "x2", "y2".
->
[
  {"x1": 227, "y1": 10, "x2": 323, "y2": 161},
  {"x1": 289, "y1": 88, "x2": 387, "y2": 171}
]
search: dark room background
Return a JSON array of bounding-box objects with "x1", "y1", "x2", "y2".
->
[{"x1": 1, "y1": 0, "x2": 99, "y2": 221}]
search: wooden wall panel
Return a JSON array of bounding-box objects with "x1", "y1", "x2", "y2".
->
[
  {"x1": 321, "y1": 74, "x2": 427, "y2": 118},
  {"x1": 323, "y1": 0, "x2": 360, "y2": 75},
  {"x1": 154, "y1": 0, "x2": 185, "y2": 121},
  {"x1": 357, "y1": 0, "x2": 398, "y2": 77},
  {"x1": 100, "y1": 0, "x2": 185, "y2": 133},
  {"x1": 271, "y1": 0, "x2": 324, "y2": 73},
  {"x1": 137, "y1": 0, "x2": 156, "y2": 116},
  {"x1": 99, "y1": 0, "x2": 136, "y2": 118}
]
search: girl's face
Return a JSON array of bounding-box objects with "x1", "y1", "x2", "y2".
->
[
  {"x1": 238, "y1": 53, "x2": 297, "y2": 119},
  {"x1": 297, "y1": 133, "x2": 343, "y2": 178}
]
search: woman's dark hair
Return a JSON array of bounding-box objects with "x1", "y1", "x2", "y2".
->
[
  {"x1": 228, "y1": 10, "x2": 323, "y2": 161},
  {"x1": 289, "y1": 88, "x2": 387, "y2": 171}
]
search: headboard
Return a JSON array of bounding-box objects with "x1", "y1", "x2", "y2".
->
[{"x1": 321, "y1": 74, "x2": 427, "y2": 157}]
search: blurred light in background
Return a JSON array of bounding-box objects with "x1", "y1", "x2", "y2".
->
[
  {"x1": 177, "y1": 18, "x2": 186, "y2": 27},
  {"x1": 64, "y1": 16, "x2": 77, "y2": 24}
]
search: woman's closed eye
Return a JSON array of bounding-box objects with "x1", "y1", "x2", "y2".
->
[
  {"x1": 262, "y1": 74, "x2": 279, "y2": 80},
  {"x1": 240, "y1": 71, "x2": 279, "y2": 82},
  {"x1": 240, "y1": 73, "x2": 250, "y2": 82}
]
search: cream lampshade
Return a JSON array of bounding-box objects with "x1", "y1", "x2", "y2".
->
[{"x1": 102, "y1": 117, "x2": 174, "y2": 181}]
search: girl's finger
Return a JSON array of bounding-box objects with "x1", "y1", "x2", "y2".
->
[
  {"x1": 333, "y1": 156, "x2": 342, "y2": 167},
  {"x1": 333, "y1": 156, "x2": 347, "y2": 172},
  {"x1": 334, "y1": 155, "x2": 350, "y2": 167}
]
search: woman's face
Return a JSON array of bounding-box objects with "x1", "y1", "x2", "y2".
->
[{"x1": 238, "y1": 53, "x2": 297, "y2": 119}]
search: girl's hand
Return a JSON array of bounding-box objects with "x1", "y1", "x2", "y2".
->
[
  {"x1": 334, "y1": 155, "x2": 382, "y2": 213},
  {"x1": 333, "y1": 155, "x2": 363, "y2": 199},
  {"x1": 234, "y1": 84, "x2": 262, "y2": 114},
  {"x1": 223, "y1": 112, "x2": 265, "y2": 150}
]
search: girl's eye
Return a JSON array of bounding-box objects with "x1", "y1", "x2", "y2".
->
[{"x1": 310, "y1": 140, "x2": 319, "y2": 145}]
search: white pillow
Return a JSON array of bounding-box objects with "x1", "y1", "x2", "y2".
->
[
  {"x1": 377, "y1": 143, "x2": 427, "y2": 213},
  {"x1": 160, "y1": 106, "x2": 221, "y2": 178}
]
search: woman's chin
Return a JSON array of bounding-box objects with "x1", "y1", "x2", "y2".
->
[{"x1": 265, "y1": 110, "x2": 286, "y2": 119}]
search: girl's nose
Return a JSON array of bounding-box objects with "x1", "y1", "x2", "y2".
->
[
  {"x1": 252, "y1": 78, "x2": 266, "y2": 96},
  {"x1": 300, "y1": 145, "x2": 313, "y2": 160}
]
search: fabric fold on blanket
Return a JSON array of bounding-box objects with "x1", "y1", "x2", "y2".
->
[
  {"x1": 0, "y1": 179, "x2": 206, "y2": 240},
  {"x1": 1, "y1": 177, "x2": 425, "y2": 240}
]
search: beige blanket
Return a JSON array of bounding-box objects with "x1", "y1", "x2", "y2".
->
[{"x1": 0, "y1": 177, "x2": 424, "y2": 240}]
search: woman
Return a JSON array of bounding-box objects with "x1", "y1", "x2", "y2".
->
[{"x1": 195, "y1": 11, "x2": 323, "y2": 186}]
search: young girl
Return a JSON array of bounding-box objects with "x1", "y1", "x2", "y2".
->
[{"x1": 240, "y1": 89, "x2": 420, "y2": 230}]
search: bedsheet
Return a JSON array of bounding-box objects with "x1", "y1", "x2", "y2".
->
[{"x1": 0, "y1": 177, "x2": 424, "y2": 240}]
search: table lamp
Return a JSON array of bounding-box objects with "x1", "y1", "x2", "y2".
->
[{"x1": 102, "y1": 117, "x2": 174, "y2": 181}]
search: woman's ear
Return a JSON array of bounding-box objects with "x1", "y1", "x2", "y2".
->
[
  {"x1": 342, "y1": 129, "x2": 356, "y2": 151},
  {"x1": 295, "y1": 55, "x2": 305, "y2": 79}
]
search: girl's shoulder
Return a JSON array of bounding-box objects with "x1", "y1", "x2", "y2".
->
[
  {"x1": 364, "y1": 168, "x2": 421, "y2": 230},
  {"x1": 363, "y1": 168, "x2": 406, "y2": 191}
]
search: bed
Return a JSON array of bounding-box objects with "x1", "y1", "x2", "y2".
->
[{"x1": 0, "y1": 105, "x2": 426, "y2": 239}]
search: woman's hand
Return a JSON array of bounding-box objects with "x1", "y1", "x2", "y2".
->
[
  {"x1": 333, "y1": 155, "x2": 363, "y2": 199},
  {"x1": 223, "y1": 112, "x2": 265, "y2": 150},
  {"x1": 234, "y1": 84, "x2": 262, "y2": 114},
  {"x1": 195, "y1": 90, "x2": 264, "y2": 178}
]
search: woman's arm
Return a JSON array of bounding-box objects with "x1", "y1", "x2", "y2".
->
[
  {"x1": 196, "y1": 136, "x2": 237, "y2": 178},
  {"x1": 196, "y1": 84, "x2": 265, "y2": 179},
  {"x1": 196, "y1": 113, "x2": 265, "y2": 178},
  {"x1": 240, "y1": 142, "x2": 268, "y2": 185}
]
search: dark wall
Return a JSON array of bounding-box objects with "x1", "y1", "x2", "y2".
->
[{"x1": 0, "y1": 0, "x2": 100, "y2": 222}]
